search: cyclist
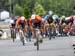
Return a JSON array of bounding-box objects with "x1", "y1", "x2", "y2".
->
[
  {"x1": 60, "y1": 15, "x2": 66, "y2": 24},
  {"x1": 69, "y1": 16, "x2": 74, "y2": 26},
  {"x1": 15, "y1": 16, "x2": 27, "y2": 43},
  {"x1": 10, "y1": 16, "x2": 20, "y2": 30},
  {"x1": 53, "y1": 15, "x2": 60, "y2": 25},
  {"x1": 44, "y1": 16, "x2": 56, "y2": 39},
  {"x1": 10, "y1": 17, "x2": 19, "y2": 40},
  {"x1": 44, "y1": 11, "x2": 53, "y2": 22},
  {"x1": 29, "y1": 14, "x2": 43, "y2": 45}
]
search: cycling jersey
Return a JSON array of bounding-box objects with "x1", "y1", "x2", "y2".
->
[
  {"x1": 16, "y1": 17, "x2": 27, "y2": 29},
  {"x1": 44, "y1": 15, "x2": 50, "y2": 21},
  {"x1": 44, "y1": 15, "x2": 53, "y2": 22},
  {"x1": 29, "y1": 16, "x2": 42, "y2": 28},
  {"x1": 69, "y1": 16, "x2": 74, "y2": 24}
]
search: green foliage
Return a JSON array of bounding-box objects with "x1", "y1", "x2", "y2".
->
[
  {"x1": 33, "y1": 3, "x2": 46, "y2": 17},
  {"x1": 23, "y1": 5, "x2": 31, "y2": 19},
  {"x1": 0, "y1": 0, "x2": 9, "y2": 11},
  {"x1": 14, "y1": 4, "x2": 24, "y2": 16},
  {"x1": 1, "y1": 0, "x2": 75, "y2": 17}
]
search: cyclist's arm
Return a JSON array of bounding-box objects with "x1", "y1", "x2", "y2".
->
[
  {"x1": 29, "y1": 19, "x2": 36, "y2": 37},
  {"x1": 15, "y1": 19, "x2": 20, "y2": 31},
  {"x1": 44, "y1": 15, "x2": 49, "y2": 21},
  {"x1": 29, "y1": 20, "x2": 34, "y2": 32},
  {"x1": 24, "y1": 19, "x2": 28, "y2": 32},
  {"x1": 44, "y1": 22, "x2": 49, "y2": 32},
  {"x1": 36, "y1": 16, "x2": 42, "y2": 23}
]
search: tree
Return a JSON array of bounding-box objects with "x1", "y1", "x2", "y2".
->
[
  {"x1": 23, "y1": 5, "x2": 31, "y2": 19},
  {"x1": 14, "y1": 4, "x2": 24, "y2": 16},
  {"x1": 33, "y1": 3, "x2": 46, "y2": 17},
  {"x1": 1, "y1": 0, "x2": 75, "y2": 17},
  {"x1": 0, "y1": 0, "x2": 9, "y2": 11}
]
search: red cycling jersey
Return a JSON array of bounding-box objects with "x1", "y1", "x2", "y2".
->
[
  {"x1": 16, "y1": 17, "x2": 27, "y2": 26},
  {"x1": 29, "y1": 16, "x2": 42, "y2": 26}
]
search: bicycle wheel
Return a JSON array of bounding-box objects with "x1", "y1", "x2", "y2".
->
[
  {"x1": 49, "y1": 35, "x2": 51, "y2": 40},
  {"x1": 19, "y1": 30, "x2": 25, "y2": 46},
  {"x1": 49, "y1": 30, "x2": 52, "y2": 40},
  {"x1": 36, "y1": 37, "x2": 39, "y2": 50},
  {"x1": 11, "y1": 29, "x2": 16, "y2": 42},
  {"x1": 20, "y1": 37, "x2": 25, "y2": 46}
]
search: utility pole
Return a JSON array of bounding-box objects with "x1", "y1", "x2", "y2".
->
[
  {"x1": 9, "y1": 0, "x2": 12, "y2": 17},
  {"x1": 12, "y1": 0, "x2": 15, "y2": 16},
  {"x1": 13, "y1": 0, "x2": 15, "y2": 16},
  {"x1": 0, "y1": 9, "x2": 1, "y2": 20}
]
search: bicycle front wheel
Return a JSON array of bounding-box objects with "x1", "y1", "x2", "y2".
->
[
  {"x1": 36, "y1": 37, "x2": 39, "y2": 50},
  {"x1": 21, "y1": 37, "x2": 25, "y2": 46}
]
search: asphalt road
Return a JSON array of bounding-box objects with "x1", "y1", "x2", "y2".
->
[{"x1": 0, "y1": 36, "x2": 75, "y2": 56}]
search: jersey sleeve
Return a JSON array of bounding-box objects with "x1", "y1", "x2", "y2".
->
[
  {"x1": 44, "y1": 15, "x2": 49, "y2": 21},
  {"x1": 16, "y1": 18, "x2": 21, "y2": 26},
  {"x1": 36, "y1": 16, "x2": 42, "y2": 23},
  {"x1": 24, "y1": 19, "x2": 27, "y2": 24},
  {"x1": 29, "y1": 18, "x2": 32, "y2": 26}
]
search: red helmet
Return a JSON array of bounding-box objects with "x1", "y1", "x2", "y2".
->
[{"x1": 69, "y1": 16, "x2": 74, "y2": 21}]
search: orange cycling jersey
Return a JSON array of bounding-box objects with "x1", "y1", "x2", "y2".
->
[
  {"x1": 16, "y1": 17, "x2": 27, "y2": 26},
  {"x1": 29, "y1": 16, "x2": 42, "y2": 26}
]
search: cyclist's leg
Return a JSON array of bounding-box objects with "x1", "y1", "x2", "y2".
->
[
  {"x1": 33, "y1": 28, "x2": 38, "y2": 46},
  {"x1": 39, "y1": 28, "x2": 43, "y2": 43},
  {"x1": 50, "y1": 31, "x2": 52, "y2": 40},
  {"x1": 23, "y1": 27, "x2": 28, "y2": 43},
  {"x1": 28, "y1": 31, "x2": 32, "y2": 41}
]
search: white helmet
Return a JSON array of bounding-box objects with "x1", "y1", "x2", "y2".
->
[
  {"x1": 20, "y1": 16, "x2": 25, "y2": 20},
  {"x1": 48, "y1": 11, "x2": 53, "y2": 15},
  {"x1": 31, "y1": 14, "x2": 36, "y2": 20},
  {"x1": 10, "y1": 20, "x2": 14, "y2": 24},
  {"x1": 52, "y1": 15, "x2": 59, "y2": 20}
]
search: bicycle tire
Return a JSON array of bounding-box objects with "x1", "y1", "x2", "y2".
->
[
  {"x1": 11, "y1": 29, "x2": 16, "y2": 42},
  {"x1": 37, "y1": 38, "x2": 39, "y2": 50},
  {"x1": 21, "y1": 37, "x2": 25, "y2": 46}
]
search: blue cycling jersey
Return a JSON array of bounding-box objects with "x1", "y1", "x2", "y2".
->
[
  {"x1": 44, "y1": 15, "x2": 49, "y2": 21},
  {"x1": 44, "y1": 15, "x2": 53, "y2": 22}
]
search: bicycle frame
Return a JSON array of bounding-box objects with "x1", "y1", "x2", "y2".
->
[{"x1": 35, "y1": 28, "x2": 40, "y2": 50}]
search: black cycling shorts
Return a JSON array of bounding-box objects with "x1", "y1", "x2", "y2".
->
[
  {"x1": 19, "y1": 22, "x2": 26, "y2": 29},
  {"x1": 33, "y1": 22, "x2": 41, "y2": 29}
]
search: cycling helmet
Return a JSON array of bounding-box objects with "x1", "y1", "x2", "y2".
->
[
  {"x1": 52, "y1": 15, "x2": 59, "y2": 20},
  {"x1": 31, "y1": 14, "x2": 36, "y2": 20},
  {"x1": 20, "y1": 16, "x2": 25, "y2": 20},
  {"x1": 61, "y1": 15, "x2": 66, "y2": 19},
  {"x1": 48, "y1": 11, "x2": 53, "y2": 15}
]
